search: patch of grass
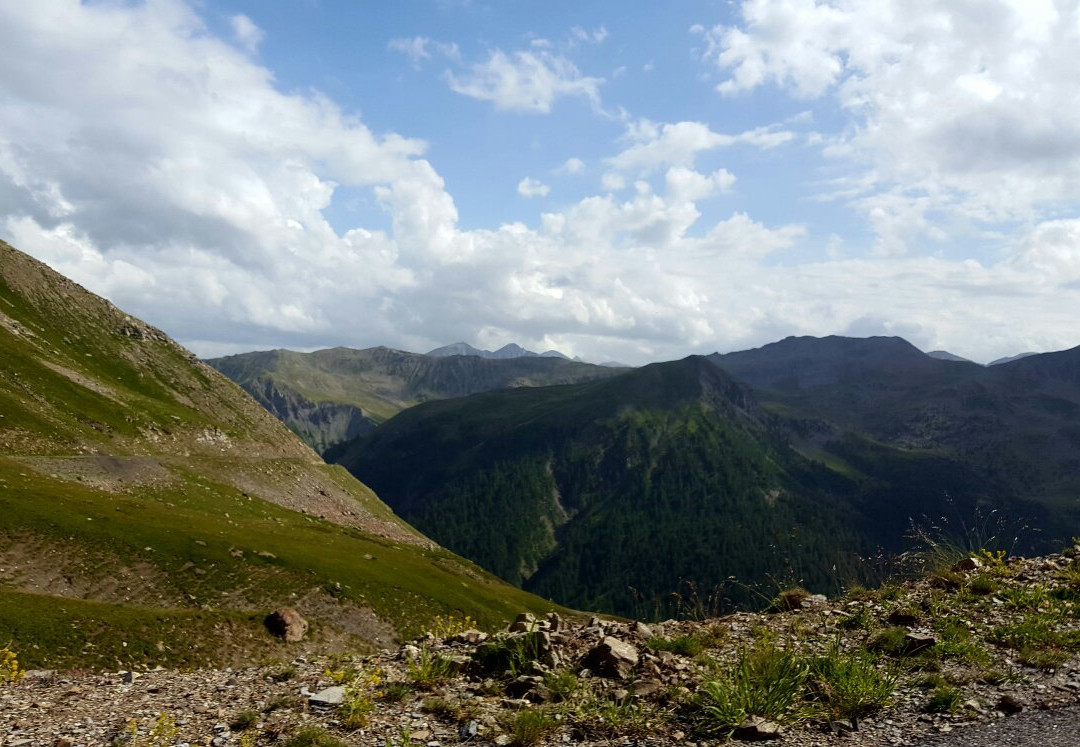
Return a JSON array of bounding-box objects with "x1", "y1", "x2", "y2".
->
[
  {"x1": 925, "y1": 684, "x2": 963, "y2": 714},
  {"x1": 807, "y1": 642, "x2": 898, "y2": 727},
  {"x1": 271, "y1": 665, "x2": 297, "y2": 682},
  {"x1": 422, "y1": 697, "x2": 456, "y2": 719},
  {"x1": 838, "y1": 607, "x2": 874, "y2": 631},
  {"x1": 542, "y1": 669, "x2": 579, "y2": 703},
  {"x1": 868, "y1": 627, "x2": 909, "y2": 657},
  {"x1": 265, "y1": 694, "x2": 302, "y2": 712},
  {"x1": 381, "y1": 680, "x2": 413, "y2": 702},
  {"x1": 503, "y1": 708, "x2": 558, "y2": 746},
  {"x1": 1018, "y1": 646, "x2": 1069, "y2": 670},
  {"x1": 694, "y1": 641, "x2": 809, "y2": 738},
  {"x1": 647, "y1": 635, "x2": 702, "y2": 657},
  {"x1": 928, "y1": 570, "x2": 965, "y2": 590},
  {"x1": 407, "y1": 646, "x2": 457, "y2": 688},
  {"x1": 967, "y1": 574, "x2": 999, "y2": 596},
  {"x1": 282, "y1": 727, "x2": 347, "y2": 747},
  {"x1": 229, "y1": 710, "x2": 258, "y2": 731},
  {"x1": 474, "y1": 632, "x2": 544, "y2": 679}
]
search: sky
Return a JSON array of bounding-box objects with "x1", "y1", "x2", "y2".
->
[{"x1": 2, "y1": 1, "x2": 1080, "y2": 365}]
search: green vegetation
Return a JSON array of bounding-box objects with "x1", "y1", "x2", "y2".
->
[
  {"x1": 0, "y1": 239, "x2": 565, "y2": 668},
  {"x1": 503, "y1": 708, "x2": 558, "y2": 746},
  {"x1": 807, "y1": 642, "x2": 898, "y2": 727},
  {"x1": 281, "y1": 727, "x2": 347, "y2": 747},
  {"x1": 926, "y1": 684, "x2": 963, "y2": 714},
  {"x1": 229, "y1": 710, "x2": 259, "y2": 731}
]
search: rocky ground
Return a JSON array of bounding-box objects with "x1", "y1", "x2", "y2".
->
[{"x1": 4, "y1": 548, "x2": 1080, "y2": 747}]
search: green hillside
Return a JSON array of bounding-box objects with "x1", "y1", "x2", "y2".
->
[
  {"x1": 0, "y1": 239, "x2": 564, "y2": 670},
  {"x1": 332, "y1": 357, "x2": 879, "y2": 616},
  {"x1": 206, "y1": 346, "x2": 622, "y2": 453}
]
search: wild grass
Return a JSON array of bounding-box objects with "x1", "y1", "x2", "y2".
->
[{"x1": 503, "y1": 708, "x2": 558, "y2": 746}]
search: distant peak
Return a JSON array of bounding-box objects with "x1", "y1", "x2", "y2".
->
[{"x1": 426, "y1": 341, "x2": 571, "y2": 360}]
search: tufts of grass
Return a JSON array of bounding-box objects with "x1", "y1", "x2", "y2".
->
[
  {"x1": 967, "y1": 574, "x2": 1000, "y2": 597},
  {"x1": 381, "y1": 680, "x2": 413, "y2": 702},
  {"x1": 474, "y1": 632, "x2": 544, "y2": 679},
  {"x1": 229, "y1": 709, "x2": 259, "y2": 731},
  {"x1": 694, "y1": 641, "x2": 809, "y2": 738},
  {"x1": 806, "y1": 642, "x2": 898, "y2": 728},
  {"x1": 1019, "y1": 646, "x2": 1068, "y2": 670},
  {"x1": 542, "y1": 669, "x2": 579, "y2": 703},
  {"x1": 868, "y1": 627, "x2": 910, "y2": 657},
  {"x1": 838, "y1": 607, "x2": 874, "y2": 631},
  {"x1": 925, "y1": 684, "x2": 963, "y2": 714},
  {"x1": 770, "y1": 587, "x2": 811, "y2": 612},
  {"x1": 407, "y1": 646, "x2": 456, "y2": 689},
  {"x1": 503, "y1": 708, "x2": 559, "y2": 746}
]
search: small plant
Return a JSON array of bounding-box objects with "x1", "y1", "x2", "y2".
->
[
  {"x1": 647, "y1": 635, "x2": 702, "y2": 657},
  {"x1": 868, "y1": 627, "x2": 909, "y2": 657},
  {"x1": 1019, "y1": 646, "x2": 1068, "y2": 670},
  {"x1": 381, "y1": 680, "x2": 413, "y2": 702},
  {"x1": 407, "y1": 646, "x2": 456, "y2": 688},
  {"x1": 839, "y1": 607, "x2": 874, "y2": 631},
  {"x1": 230, "y1": 709, "x2": 259, "y2": 731},
  {"x1": 282, "y1": 727, "x2": 347, "y2": 747},
  {"x1": 474, "y1": 633, "x2": 544, "y2": 679},
  {"x1": 340, "y1": 666, "x2": 383, "y2": 730},
  {"x1": 925, "y1": 683, "x2": 963, "y2": 714},
  {"x1": 265, "y1": 694, "x2": 302, "y2": 712},
  {"x1": 543, "y1": 669, "x2": 579, "y2": 703},
  {"x1": 271, "y1": 664, "x2": 297, "y2": 682},
  {"x1": 124, "y1": 713, "x2": 180, "y2": 747},
  {"x1": 0, "y1": 647, "x2": 23, "y2": 684},
  {"x1": 967, "y1": 574, "x2": 999, "y2": 596},
  {"x1": 422, "y1": 696, "x2": 456, "y2": 719},
  {"x1": 425, "y1": 614, "x2": 476, "y2": 639},
  {"x1": 503, "y1": 708, "x2": 558, "y2": 746},
  {"x1": 807, "y1": 642, "x2": 898, "y2": 729},
  {"x1": 694, "y1": 641, "x2": 809, "y2": 738}
]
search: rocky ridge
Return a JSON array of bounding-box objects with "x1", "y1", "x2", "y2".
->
[{"x1": 4, "y1": 548, "x2": 1080, "y2": 746}]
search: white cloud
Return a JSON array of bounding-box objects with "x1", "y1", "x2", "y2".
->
[
  {"x1": 388, "y1": 36, "x2": 460, "y2": 67},
  {"x1": 556, "y1": 157, "x2": 586, "y2": 175},
  {"x1": 230, "y1": 14, "x2": 264, "y2": 54},
  {"x1": 446, "y1": 49, "x2": 603, "y2": 113},
  {"x1": 700, "y1": 0, "x2": 1080, "y2": 251},
  {"x1": 570, "y1": 26, "x2": 609, "y2": 45},
  {"x1": 608, "y1": 119, "x2": 794, "y2": 175},
  {"x1": 0, "y1": 0, "x2": 1077, "y2": 367},
  {"x1": 517, "y1": 177, "x2": 550, "y2": 198}
]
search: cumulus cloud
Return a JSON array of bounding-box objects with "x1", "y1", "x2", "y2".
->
[
  {"x1": 700, "y1": 0, "x2": 1080, "y2": 251},
  {"x1": 608, "y1": 119, "x2": 794, "y2": 175},
  {"x1": 0, "y1": 0, "x2": 1077, "y2": 366},
  {"x1": 517, "y1": 177, "x2": 550, "y2": 198},
  {"x1": 556, "y1": 157, "x2": 586, "y2": 175},
  {"x1": 230, "y1": 14, "x2": 264, "y2": 54},
  {"x1": 446, "y1": 49, "x2": 603, "y2": 113}
]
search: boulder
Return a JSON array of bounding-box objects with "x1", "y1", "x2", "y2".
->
[
  {"x1": 583, "y1": 636, "x2": 639, "y2": 678},
  {"x1": 508, "y1": 612, "x2": 537, "y2": 633},
  {"x1": 265, "y1": 607, "x2": 308, "y2": 642},
  {"x1": 308, "y1": 685, "x2": 344, "y2": 709}
]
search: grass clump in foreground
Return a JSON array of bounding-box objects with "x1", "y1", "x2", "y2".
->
[
  {"x1": 694, "y1": 640, "x2": 809, "y2": 738},
  {"x1": 807, "y1": 642, "x2": 898, "y2": 728}
]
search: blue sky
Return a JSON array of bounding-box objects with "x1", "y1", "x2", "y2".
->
[{"x1": 2, "y1": 1, "x2": 1080, "y2": 364}]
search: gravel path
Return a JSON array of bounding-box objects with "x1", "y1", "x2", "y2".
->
[{"x1": 908, "y1": 704, "x2": 1080, "y2": 747}]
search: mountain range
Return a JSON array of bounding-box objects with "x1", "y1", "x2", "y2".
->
[
  {"x1": 0, "y1": 239, "x2": 559, "y2": 670},
  {"x1": 427, "y1": 341, "x2": 570, "y2": 359},
  {"x1": 328, "y1": 335, "x2": 1079, "y2": 617},
  {"x1": 206, "y1": 346, "x2": 622, "y2": 454}
]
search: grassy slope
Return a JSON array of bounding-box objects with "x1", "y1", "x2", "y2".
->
[
  {"x1": 334, "y1": 357, "x2": 873, "y2": 617},
  {"x1": 0, "y1": 240, "x2": 565, "y2": 669}
]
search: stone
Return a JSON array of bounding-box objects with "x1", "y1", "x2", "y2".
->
[
  {"x1": 583, "y1": 636, "x2": 639, "y2": 678},
  {"x1": 545, "y1": 612, "x2": 562, "y2": 632},
  {"x1": 458, "y1": 720, "x2": 480, "y2": 740},
  {"x1": 508, "y1": 612, "x2": 536, "y2": 633},
  {"x1": 901, "y1": 632, "x2": 937, "y2": 655},
  {"x1": 734, "y1": 716, "x2": 782, "y2": 741},
  {"x1": 952, "y1": 556, "x2": 982, "y2": 572},
  {"x1": 265, "y1": 607, "x2": 308, "y2": 642},
  {"x1": 997, "y1": 694, "x2": 1023, "y2": 714},
  {"x1": 308, "y1": 685, "x2": 345, "y2": 709},
  {"x1": 631, "y1": 621, "x2": 654, "y2": 639}
]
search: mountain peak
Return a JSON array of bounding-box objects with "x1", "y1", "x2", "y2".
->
[{"x1": 426, "y1": 341, "x2": 571, "y2": 360}]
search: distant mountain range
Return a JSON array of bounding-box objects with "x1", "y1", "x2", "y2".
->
[
  {"x1": 0, "y1": 239, "x2": 559, "y2": 669},
  {"x1": 206, "y1": 347, "x2": 624, "y2": 453},
  {"x1": 427, "y1": 341, "x2": 571, "y2": 360},
  {"x1": 330, "y1": 334, "x2": 1080, "y2": 617}
]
